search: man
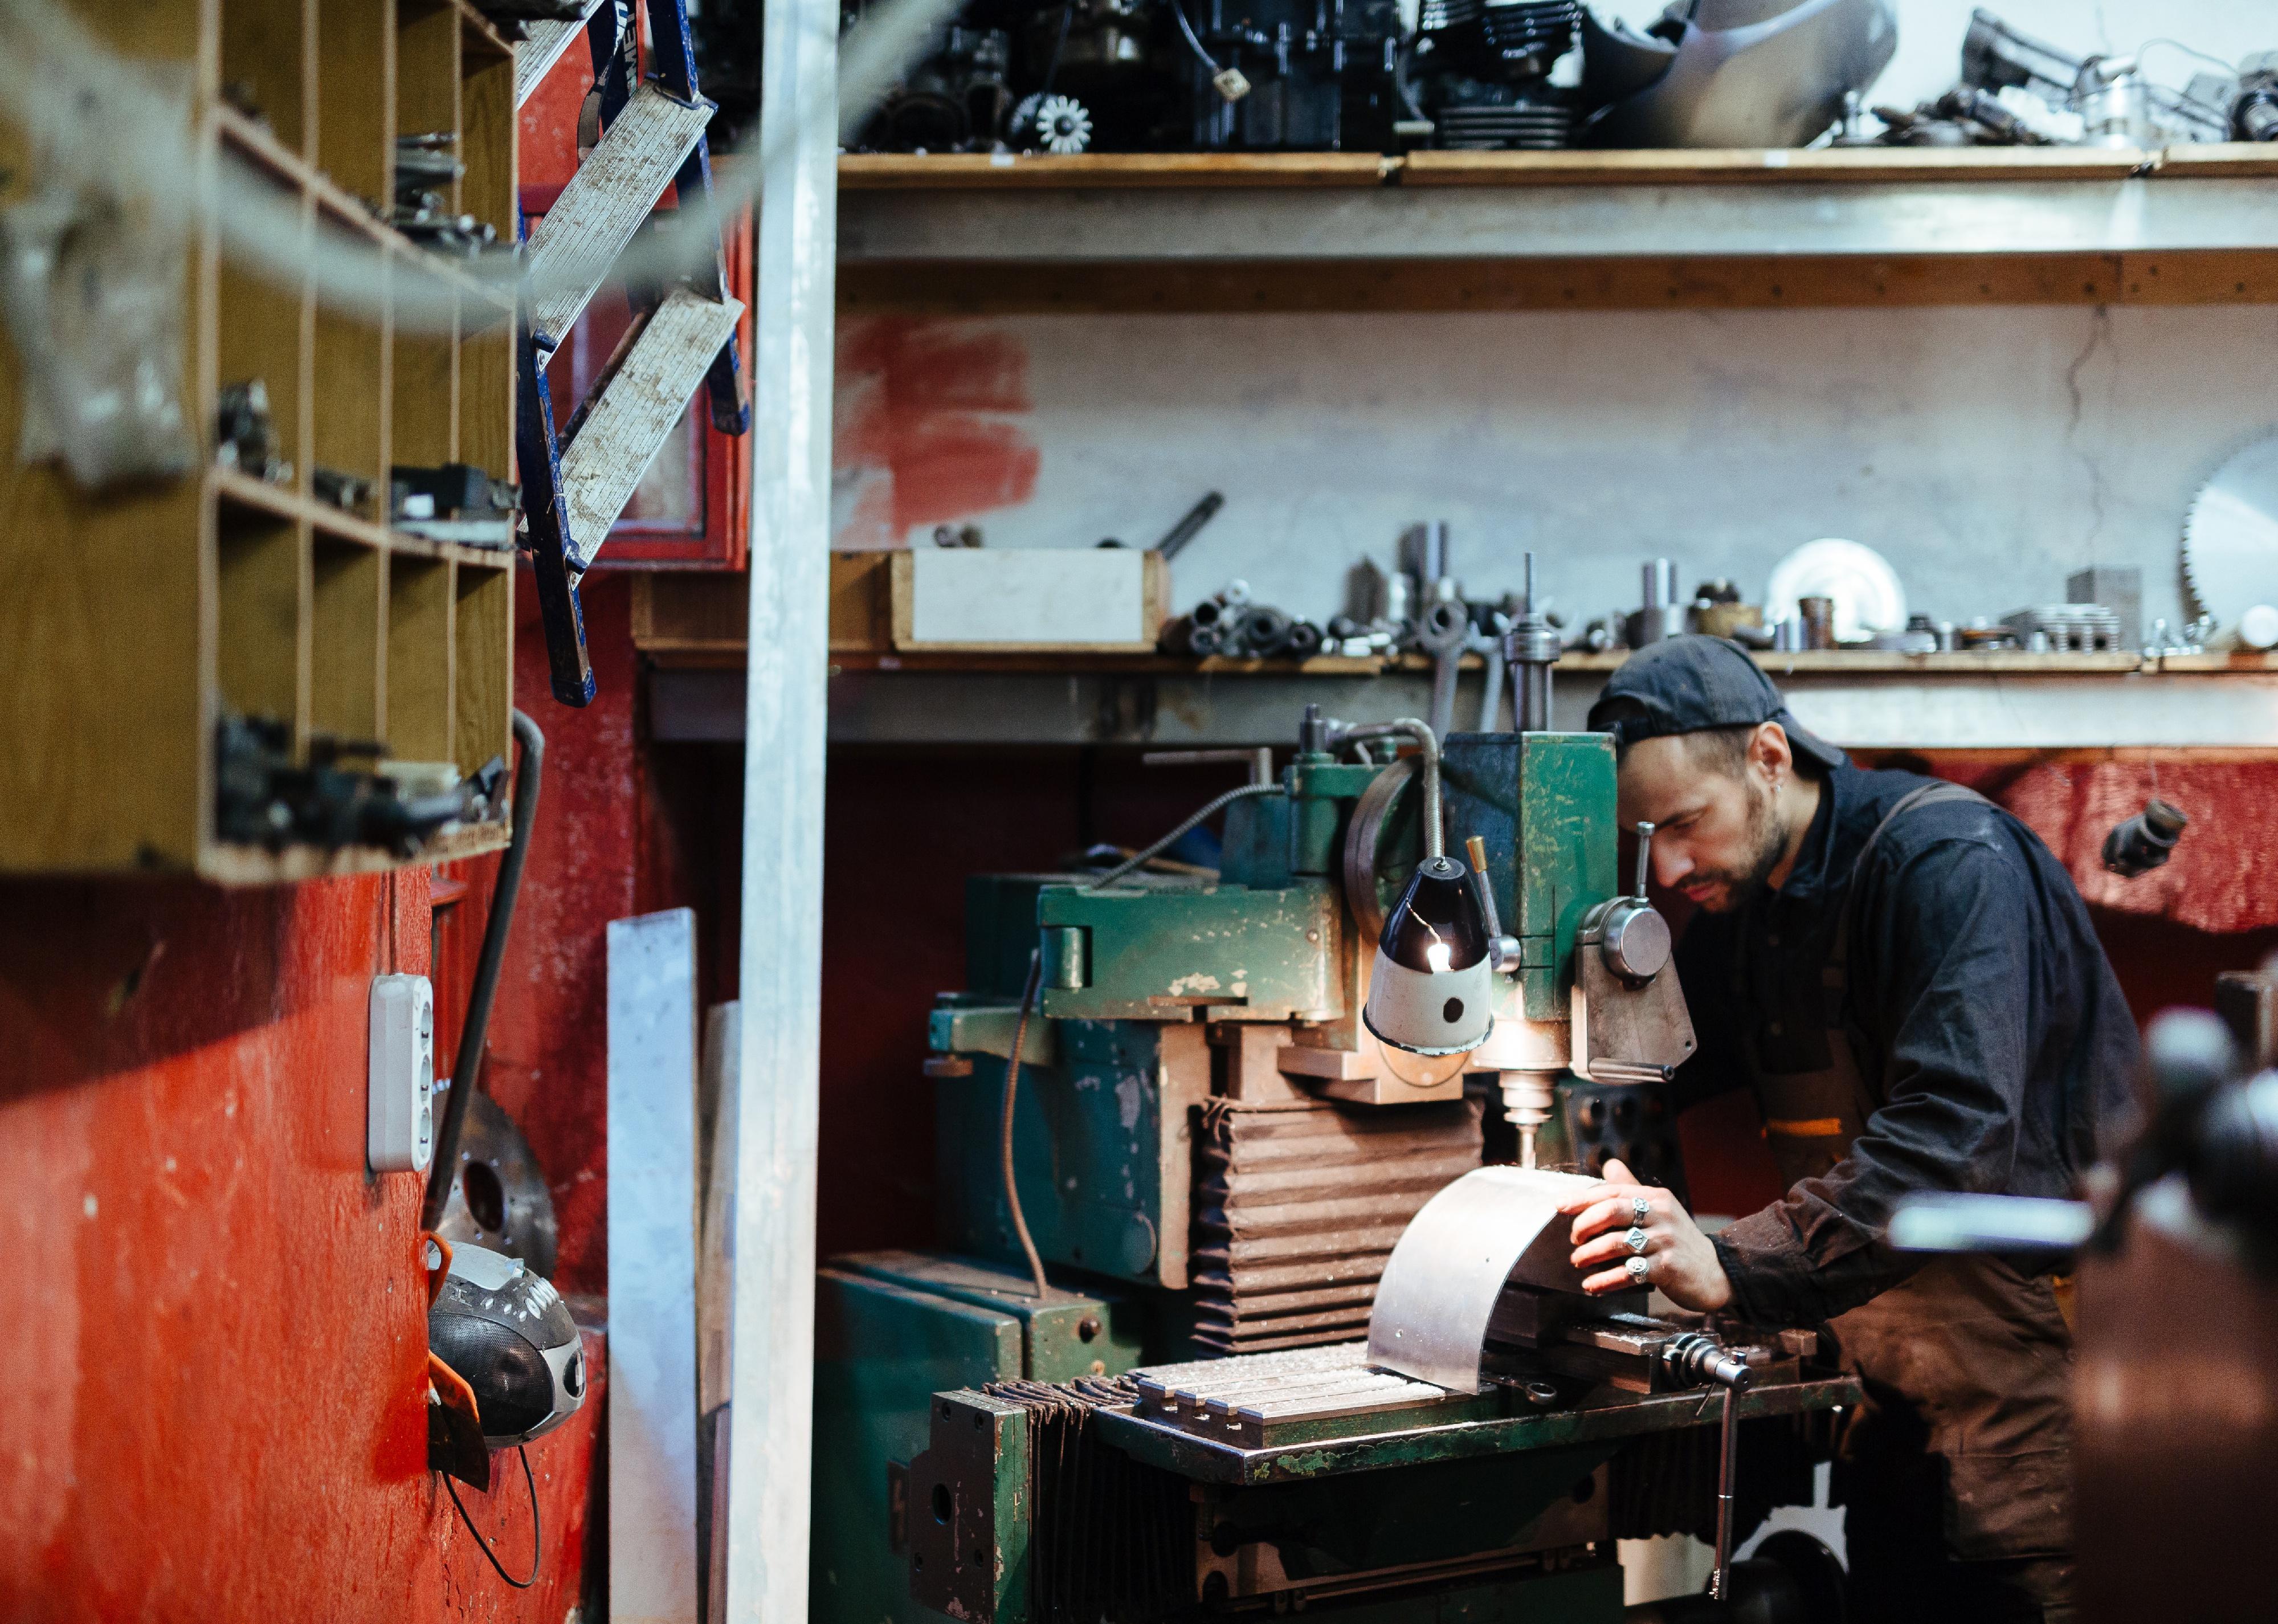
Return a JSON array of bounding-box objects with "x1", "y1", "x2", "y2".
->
[{"x1": 1558, "y1": 635, "x2": 2137, "y2": 1623}]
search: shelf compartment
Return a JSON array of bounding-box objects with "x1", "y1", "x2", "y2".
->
[
  {"x1": 311, "y1": 536, "x2": 383, "y2": 742},
  {"x1": 215, "y1": 501, "x2": 306, "y2": 737},
  {"x1": 219, "y1": 0, "x2": 312, "y2": 157},
  {"x1": 217, "y1": 246, "x2": 310, "y2": 496},
  {"x1": 452, "y1": 561, "x2": 511, "y2": 774},
  {"x1": 315, "y1": 0, "x2": 394, "y2": 209},
  {"x1": 312, "y1": 295, "x2": 389, "y2": 512},
  {"x1": 460, "y1": 7, "x2": 517, "y2": 244},
  {"x1": 387, "y1": 554, "x2": 454, "y2": 762}
]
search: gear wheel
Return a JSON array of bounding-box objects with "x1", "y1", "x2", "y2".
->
[
  {"x1": 1018, "y1": 92, "x2": 1093, "y2": 154},
  {"x1": 2183, "y1": 433, "x2": 2278, "y2": 626}
]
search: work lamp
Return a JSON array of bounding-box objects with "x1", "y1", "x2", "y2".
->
[{"x1": 1362, "y1": 854, "x2": 1496, "y2": 1087}]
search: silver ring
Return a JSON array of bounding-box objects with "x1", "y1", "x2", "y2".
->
[
  {"x1": 1624, "y1": 1255, "x2": 1650, "y2": 1282},
  {"x1": 1631, "y1": 1197, "x2": 1652, "y2": 1225},
  {"x1": 1624, "y1": 1226, "x2": 1650, "y2": 1255}
]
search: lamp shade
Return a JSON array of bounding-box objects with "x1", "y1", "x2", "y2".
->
[{"x1": 1363, "y1": 855, "x2": 1495, "y2": 1087}]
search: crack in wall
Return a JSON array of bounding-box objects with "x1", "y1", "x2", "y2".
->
[{"x1": 2064, "y1": 304, "x2": 2116, "y2": 560}]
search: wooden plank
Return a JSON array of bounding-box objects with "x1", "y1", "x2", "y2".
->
[
  {"x1": 386, "y1": 554, "x2": 454, "y2": 761},
  {"x1": 514, "y1": 0, "x2": 608, "y2": 109},
  {"x1": 197, "y1": 815, "x2": 509, "y2": 884},
  {"x1": 452, "y1": 562, "x2": 511, "y2": 773},
  {"x1": 608, "y1": 909, "x2": 704, "y2": 1624},
  {"x1": 311, "y1": 536, "x2": 383, "y2": 742},
  {"x1": 1402, "y1": 145, "x2": 2155, "y2": 186},
  {"x1": 2155, "y1": 142, "x2": 2278, "y2": 179},
  {"x1": 458, "y1": 301, "x2": 514, "y2": 480},
  {"x1": 557, "y1": 290, "x2": 744, "y2": 562},
  {"x1": 839, "y1": 152, "x2": 1395, "y2": 189},
  {"x1": 523, "y1": 84, "x2": 713, "y2": 353},
  {"x1": 838, "y1": 250, "x2": 2278, "y2": 316},
  {"x1": 828, "y1": 553, "x2": 890, "y2": 652}
]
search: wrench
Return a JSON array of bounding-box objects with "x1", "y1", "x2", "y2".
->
[
  {"x1": 1475, "y1": 611, "x2": 1512, "y2": 733},
  {"x1": 1418, "y1": 599, "x2": 1469, "y2": 744}
]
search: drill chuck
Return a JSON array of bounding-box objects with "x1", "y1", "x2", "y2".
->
[{"x1": 1662, "y1": 1331, "x2": 1753, "y2": 1392}]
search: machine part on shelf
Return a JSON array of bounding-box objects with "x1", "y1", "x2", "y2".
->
[
  {"x1": 422, "y1": 711, "x2": 544, "y2": 1231},
  {"x1": 2068, "y1": 565, "x2": 2142, "y2": 649},
  {"x1": 1765, "y1": 536, "x2": 1907, "y2": 643},
  {"x1": 932, "y1": 522, "x2": 983, "y2": 547},
  {"x1": 2102, "y1": 796, "x2": 2190, "y2": 879},
  {"x1": 1190, "y1": 1097, "x2": 1484, "y2": 1353},
  {"x1": 1797, "y1": 594, "x2": 1836, "y2": 651},
  {"x1": 1285, "y1": 618, "x2": 1325, "y2": 659},
  {"x1": 1875, "y1": 83, "x2": 2055, "y2": 146},
  {"x1": 1234, "y1": 602, "x2": 1295, "y2": 658},
  {"x1": 1959, "y1": 9, "x2": 2228, "y2": 147},
  {"x1": 1418, "y1": 597, "x2": 1470, "y2": 743},
  {"x1": 214, "y1": 378, "x2": 291, "y2": 484},
  {"x1": 2002, "y1": 602, "x2": 2123, "y2": 653},
  {"x1": 1507, "y1": 551, "x2": 1561, "y2": 733},
  {"x1": 428, "y1": 1241, "x2": 588, "y2": 1447},
  {"x1": 1475, "y1": 611, "x2": 1510, "y2": 732},
  {"x1": 1414, "y1": 0, "x2": 1580, "y2": 150},
  {"x1": 1022, "y1": 91, "x2": 1097, "y2": 154},
  {"x1": 313, "y1": 464, "x2": 372, "y2": 515},
  {"x1": 213, "y1": 715, "x2": 496, "y2": 856},
  {"x1": 1630, "y1": 557, "x2": 1683, "y2": 646},
  {"x1": 395, "y1": 131, "x2": 462, "y2": 201},
  {"x1": 435, "y1": 1090, "x2": 562, "y2": 1280},
  {"x1": 1578, "y1": 0, "x2": 1897, "y2": 150},
  {"x1": 391, "y1": 462, "x2": 520, "y2": 548},
  {"x1": 2214, "y1": 603, "x2": 2278, "y2": 652},
  {"x1": 391, "y1": 130, "x2": 495, "y2": 255},
  {"x1": 2184, "y1": 434, "x2": 2278, "y2": 630},
  {"x1": 1895, "y1": 613, "x2": 1941, "y2": 654},
  {"x1": 859, "y1": 26, "x2": 1014, "y2": 153},
  {"x1": 1182, "y1": 0, "x2": 1404, "y2": 152},
  {"x1": 1152, "y1": 489, "x2": 1223, "y2": 560},
  {"x1": 2234, "y1": 52, "x2": 2278, "y2": 141}
]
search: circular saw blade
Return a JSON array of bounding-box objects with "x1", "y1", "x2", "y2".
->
[{"x1": 2184, "y1": 434, "x2": 2278, "y2": 625}]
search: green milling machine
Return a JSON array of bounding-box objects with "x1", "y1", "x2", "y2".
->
[{"x1": 815, "y1": 606, "x2": 1860, "y2": 1624}]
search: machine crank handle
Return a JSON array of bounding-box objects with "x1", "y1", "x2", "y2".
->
[
  {"x1": 1632, "y1": 821, "x2": 1655, "y2": 901},
  {"x1": 1463, "y1": 834, "x2": 1522, "y2": 975}
]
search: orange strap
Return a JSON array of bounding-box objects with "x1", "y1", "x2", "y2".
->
[{"x1": 1765, "y1": 1117, "x2": 1846, "y2": 1138}]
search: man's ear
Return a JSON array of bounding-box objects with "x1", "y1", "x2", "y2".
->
[{"x1": 1752, "y1": 720, "x2": 1796, "y2": 783}]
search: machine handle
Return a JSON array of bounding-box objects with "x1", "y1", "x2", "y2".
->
[{"x1": 1632, "y1": 822, "x2": 1655, "y2": 901}]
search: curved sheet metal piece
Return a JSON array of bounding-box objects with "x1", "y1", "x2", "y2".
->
[{"x1": 1365, "y1": 1165, "x2": 1601, "y2": 1393}]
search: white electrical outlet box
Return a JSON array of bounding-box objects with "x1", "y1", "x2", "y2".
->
[{"x1": 369, "y1": 974, "x2": 436, "y2": 1173}]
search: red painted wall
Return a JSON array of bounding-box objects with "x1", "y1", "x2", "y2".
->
[{"x1": 0, "y1": 864, "x2": 602, "y2": 1619}]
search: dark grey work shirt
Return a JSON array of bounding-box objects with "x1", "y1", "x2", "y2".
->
[{"x1": 1673, "y1": 762, "x2": 2142, "y2": 1329}]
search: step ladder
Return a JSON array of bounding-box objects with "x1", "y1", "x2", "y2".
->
[{"x1": 513, "y1": 0, "x2": 750, "y2": 705}]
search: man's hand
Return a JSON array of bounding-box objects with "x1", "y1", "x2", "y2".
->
[{"x1": 1558, "y1": 1160, "x2": 1734, "y2": 1312}]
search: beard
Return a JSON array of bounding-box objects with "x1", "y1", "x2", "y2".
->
[{"x1": 1685, "y1": 780, "x2": 1791, "y2": 915}]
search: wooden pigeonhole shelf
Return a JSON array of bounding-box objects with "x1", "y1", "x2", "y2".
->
[{"x1": 0, "y1": 0, "x2": 520, "y2": 880}]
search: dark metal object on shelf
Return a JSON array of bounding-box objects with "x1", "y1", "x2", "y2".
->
[
  {"x1": 1578, "y1": 0, "x2": 1897, "y2": 150},
  {"x1": 1414, "y1": 0, "x2": 1579, "y2": 150},
  {"x1": 2003, "y1": 602, "x2": 2123, "y2": 654},
  {"x1": 2234, "y1": 52, "x2": 2278, "y2": 141},
  {"x1": 1958, "y1": 7, "x2": 2228, "y2": 148},
  {"x1": 1153, "y1": 489, "x2": 1223, "y2": 559},
  {"x1": 313, "y1": 465, "x2": 373, "y2": 515},
  {"x1": 215, "y1": 379, "x2": 291, "y2": 485},
  {"x1": 1182, "y1": 0, "x2": 1405, "y2": 152},
  {"x1": 1797, "y1": 594, "x2": 1837, "y2": 650},
  {"x1": 392, "y1": 462, "x2": 520, "y2": 548},
  {"x1": 213, "y1": 713, "x2": 500, "y2": 856},
  {"x1": 2103, "y1": 797, "x2": 2189, "y2": 878},
  {"x1": 858, "y1": 26, "x2": 1017, "y2": 152}
]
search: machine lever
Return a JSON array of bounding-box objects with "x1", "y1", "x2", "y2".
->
[{"x1": 1632, "y1": 821, "x2": 1655, "y2": 901}]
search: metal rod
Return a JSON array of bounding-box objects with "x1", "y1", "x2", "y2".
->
[
  {"x1": 1632, "y1": 821, "x2": 1655, "y2": 901},
  {"x1": 421, "y1": 709, "x2": 544, "y2": 1231},
  {"x1": 1153, "y1": 491, "x2": 1224, "y2": 560},
  {"x1": 1001, "y1": 952, "x2": 1050, "y2": 1298},
  {"x1": 1712, "y1": 1383, "x2": 1738, "y2": 1602},
  {"x1": 1336, "y1": 719, "x2": 1442, "y2": 858}
]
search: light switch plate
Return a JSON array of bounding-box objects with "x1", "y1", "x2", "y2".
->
[{"x1": 369, "y1": 973, "x2": 435, "y2": 1173}]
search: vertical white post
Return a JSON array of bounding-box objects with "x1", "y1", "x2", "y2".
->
[
  {"x1": 725, "y1": 0, "x2": 836, "y2": 1609},
  {"x1": 608, "y1": 909, "x2": 703, "y2": 1624}
]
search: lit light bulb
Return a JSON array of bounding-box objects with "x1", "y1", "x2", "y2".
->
[{"x1": 1363, "y1": 855, "x2": 1495, "y2": 1087}]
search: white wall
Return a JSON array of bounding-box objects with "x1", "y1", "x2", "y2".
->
[{"x1": 833, "y1": 1, "x2": 2278, "y2": 635}]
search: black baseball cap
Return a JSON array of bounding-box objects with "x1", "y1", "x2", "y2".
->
[{"x1": 1586, "y1": 635, "x2": 1847, "y2": 772}]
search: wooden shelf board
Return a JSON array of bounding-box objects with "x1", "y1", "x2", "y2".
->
[
  {"x1": 834, "y1": 144, "x2": 2278, "y2": 193},
  {"x1": 451, "y1": 0, "x2": 514, "y2": 59},
  {"x1": 211, "y1": 467, "x2": 517, "y2": 570},
  {"x1": 198, "y1": 817, "x2": 511, "y2": 885},
  {"x1": 839, "y1": 152, "x2": 1397, "y2": 190}
]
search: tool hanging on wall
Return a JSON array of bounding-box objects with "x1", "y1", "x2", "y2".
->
[{"x1": 517, "y1": 0, "x2": 751, "y2": 706}]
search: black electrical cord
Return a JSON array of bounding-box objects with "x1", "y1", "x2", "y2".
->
[
  {"x1": 422, "y1": 709, "x2": 545, "y2": 1231},
  {"x1": 1165, "y1": 0, "x2": 1223, "y2": 75},
  {"x1": 1081, "y1": 782, "x2": 1280, "y2": 891},
  {"x1": 443, "y1": 1443, "x2": 541, "y2": 1589},
  {"x1": 1001, "y1": 950, "x2": 1050, "y2": 1299},
  {"x1": 1040, "y1": 1, "x2": 1074, "y2": 96}
]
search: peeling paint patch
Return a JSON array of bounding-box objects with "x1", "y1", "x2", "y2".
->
[
  {"x1": 1166, "y1": 972, "x2": 1222, "y2": 996},
  {"x1": 1115, "y1": 1075, "x2": 1144, "y2": 1131}
]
